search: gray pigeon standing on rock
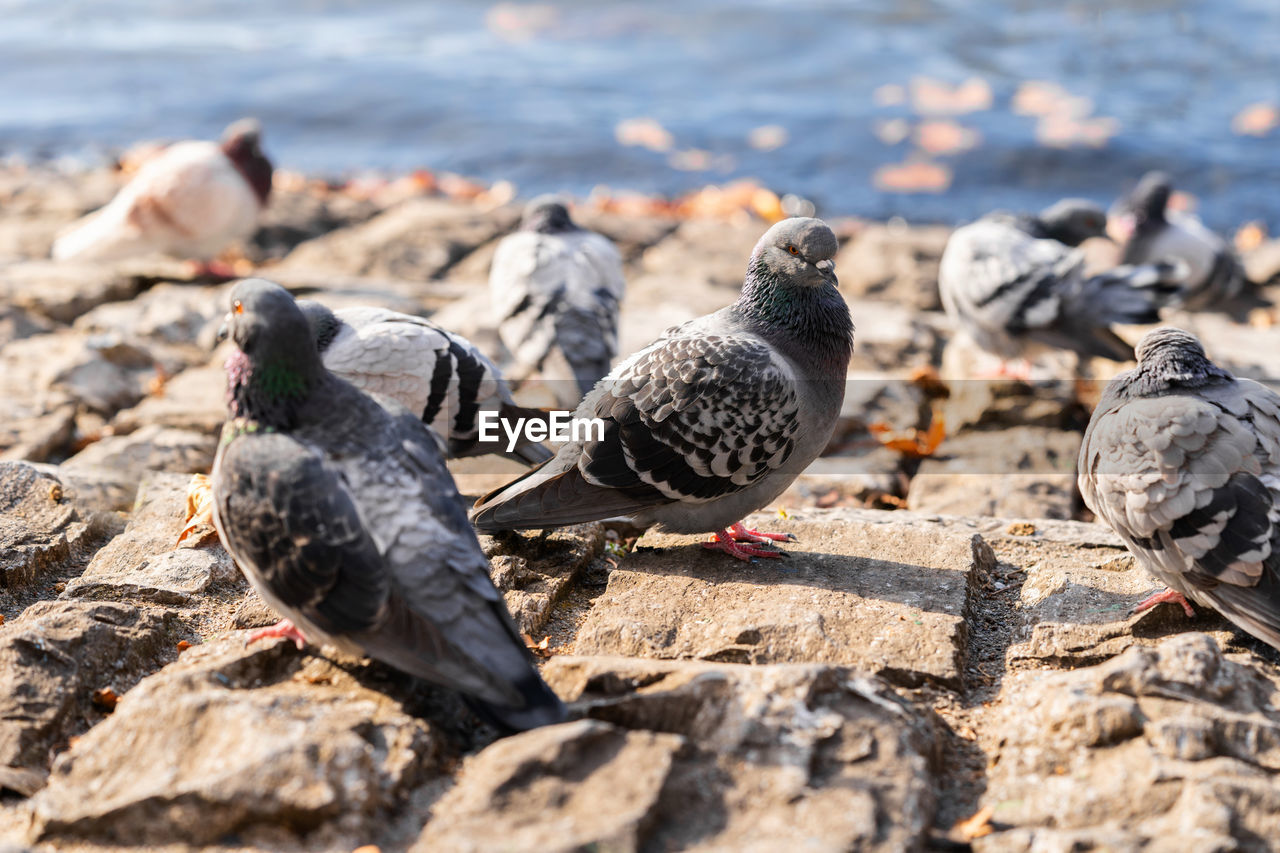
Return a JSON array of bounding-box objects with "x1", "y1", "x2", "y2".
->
[
  {"x1": 939, "y1": 199, "x2": 1185, "y2": 374},
  {"x1": 1079, "y1": 327, "x2": 1280, "y2": 650},
  {"x1": 297, "y1": 301, "x2": 553, "y2": 466},
  {"x1": 489, "y1": 196, "x2": 626, "y2": 407},
  {"x1": 471, "y1": 217, "x2": 853, "y2": 561},
  {"x1": 211, "y1": 278, "x2": 566, "y2": 731},
  {"x1": 1110, "y1": 171, "x2": 1249, "y2": 311}
]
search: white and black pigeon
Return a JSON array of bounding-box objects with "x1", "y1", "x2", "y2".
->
[
  {"x1": 297, "y1": 301, "x2": 553, "y2": 466},
  {"x1": 1109, "y1": 171, "x2": 1249, "y2": 311},
  {"x1": 1079, "y1": 327, "x2": 1280, "y2": 650},
  {"x1": 52, "y1": 118, "x2": 272, "y2": 265},
  {"x1": 211, "y1": 278, "x2": 566, "y2": 731},
  {"x1": 489, "y1": 195, "x2": 626, "y2": 407},
  {"x1": 472, "y1": 217, "x2": 854, "y2": 561},
  {"x1": 939, "y1": 199, "x2": 1185, "y2": 373}
]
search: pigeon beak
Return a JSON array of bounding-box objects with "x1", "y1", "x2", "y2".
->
[
  {"x1": 213, "y1": 317, "x2": 230, "y2": 350},
  {"x1": 815, "y1": 258, "x2": 837, "y2": 285}
]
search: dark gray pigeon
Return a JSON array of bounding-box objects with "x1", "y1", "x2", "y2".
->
[
  {"x1": 1110, "y1": 172, "x2": 1249, "y2": 311},
  {"x1": 297, "y1": 301, "x2": 553, "y2": 466},
  {"x1": 489, "y1": 196, "x2": 626, "y2": 407},
  {"x1": 1079, "y1": 327, "x2": 1280, "y2": 649},
  {"x1": 471, "y1": 217, "x2": 853, "y2": 561},
  {"x1": 939, "y1": 199, "x2": 1185, "y2": 372},
  {"x1": 211, "y1": 278, "x2": 566, "y2": 731}
]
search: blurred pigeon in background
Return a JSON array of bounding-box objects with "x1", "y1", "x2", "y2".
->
[
  {"x1": 212, "y1": 278, "x2": 566, "y2": 731},
  {"x1": 489, "y1": 196, "x2": 626, "y2": 407},
  {"x1": 472, "y1": 217, "x2": 853, "y2": 561},
  {"x1": 1079, "y1": 327, "x2": 1280, "y2": 650},
  {"x1": 1110, "y1": 171, "x2": 1250, "y2": 311},
  {"x1": 298, "y1": 301, "x2": 553, "y2": 466},
  {"x1": 939, "y1": 198, "x2": 1185, "y2": 375},
  {"x1": 52, "y1": 118, "x2": 272, "y2": 269}
]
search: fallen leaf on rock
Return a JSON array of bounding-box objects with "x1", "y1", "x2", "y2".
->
[
  {"x1": 91, "y1": 687, "x2": 119, "y2": 712},
  {"x1": 910, "y1": 364, "x2": 951, "y2": 399},
  {"x1": 147, "y1": 363, "x2": 171, "y2": 398},
  {"x1": 438, "y1": 172, "x2": 487, "y2": 200},
  {"x1": 776, "y1": 506, "x2": 791, "y2": 519},
  {"x1": 869, "y1": 410, "x2": 946, "y2": 458},
  {"x1": 0, "y1": 614, "x2": 5, "y2": 626},
  {"x1": 1007, "y1": 522, "x2": 1036, "y2": 536},
  {"x1": 176, "y1": 640, "x2": 192, "y2": 652},
  {"x1": 523, "y1": 633, "x2": 552, "y2": 658},
  {"x1": 1232, "y1": 102, "x2": 1279, "y2": 137},
  {"x1": 178, "y1": 473, "x2": 218, "y2": 547},
  {"x1": 953, "y1": 805, "x2": 994, "y2": 840}
]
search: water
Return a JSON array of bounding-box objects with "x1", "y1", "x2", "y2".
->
[{"x1": 1, "y1": 0, "x2": 1277, "y2": 229}]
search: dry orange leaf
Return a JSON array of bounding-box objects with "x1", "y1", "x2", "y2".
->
[
  {"x1": 522, "y1": 633, "x2": 552, "y2": 658},
  {"x1": 0, "y1": 614, "x2": 5, "y2": 626},
  {"x1": 92, "y1": 687, "x2": 120, "y2": 712},
  {"x1": 869, "y1": 411, "x2": 946, "y2": 458},
  {"x1": 953, "y1": 805, "x2": 994, "y2": 841},
  {"x1": 177, "y1": 473, "x2": 217, "y2": 547},
  {"x1": 177, "y1": 640, "x2": 193, "y2": 652}
]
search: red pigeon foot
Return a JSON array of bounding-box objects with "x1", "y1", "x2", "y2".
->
[
  {"x1": 246, "y1": 618, "x2": 308, "y2": 650},
  {"x1": 1131, "y1": 588, "x2": 1196, "y2": 618}
]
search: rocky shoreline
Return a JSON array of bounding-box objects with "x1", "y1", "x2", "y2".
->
[{"x1": 3, "y1": 163, "x2": 1280, "y2": 850}]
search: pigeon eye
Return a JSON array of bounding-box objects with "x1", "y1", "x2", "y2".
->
[
  {"x1": 233, "y1": 300, "x2": 243, "y2": 315},
  {"x1": 787, "y1": 245, "x2": 800, "y2": 256}
]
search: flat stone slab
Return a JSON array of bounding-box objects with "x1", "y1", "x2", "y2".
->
[
  {"x1": 481, "y1": 523, "x2": 606, "y2": 637},
  {"x1": 419, "y1": 656, "x2": 936, "y2": 853},
  {"x1": 573, "y1": 507, "x2": 993, "y2": 688},
  {"x1": 0, "y1": 463, "x2": 105, "y2": 589},
  {"x1": 0, "y1": 600, "x2": 176, "y2": 796},
  {"x1": 976, "y1": 634, "x2": 1280, "y2": 851}
]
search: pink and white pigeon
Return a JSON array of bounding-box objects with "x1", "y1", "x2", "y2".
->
[{"x1": 52, "y1": 119, "x2": 272, "y2": 267}]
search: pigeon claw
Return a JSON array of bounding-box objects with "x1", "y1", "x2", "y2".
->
[
  {"x1": 1130, "y1": 588, "x2": 1196, "y2": 619},
  {"x1": 245, "y1": 618, "x2": 308, "y2": 650},
  {"x1": 703, "y1": 530, "x2": 785, "y2": 561},
  {"x1": 726, "y1": 522, "x2": 797, "y2": 544}
]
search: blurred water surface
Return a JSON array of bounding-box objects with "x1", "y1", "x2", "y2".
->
[{"x1": 1, "y1": 0, "x2": 1277, "y2": 227}]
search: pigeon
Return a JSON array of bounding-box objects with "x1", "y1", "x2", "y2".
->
[
  {"x1": 488, "y1": 196, "x2": 626, "y2": 407},
  {"x1": 1079, "y1": 327, "x2": 1280, "y2": 650},
  {"x1": 1110, "y1": 171, "x2": 1248, "y2": 310},
  {"x1": 297, "y1": 301, "x2": 554, "y2": 466},
  {"x1": 471, "y1": 217, "x2": 854, "y2": 561},
  {"x1": 52, "y1": 118, "x2": 272, "y2": 265},
  {"x1": 939, "y1": 198, "x2": 1186, "y2": 373},
  {"x1": 211, "y1": 278, "x2": 566, "y2": 731}
]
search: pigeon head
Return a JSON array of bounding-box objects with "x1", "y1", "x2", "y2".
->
[
  {"x1": 220, "y1": 279, "x2": 324, "y2": 423},
  {"x1": 520, "y1": 195, "x2": 577, "y2": 234},
  {"x1": 220, "y1": 118, "x2": 273, "y2": 206},
  {"x1": 749, "y1": 217, "x2": 839, "y2": 290},
  {"x1": 1127, "y1": 172, "x2": 1173, "y2": 222},
  {"x1": 1129, "y1": 326, "x2": 1232, "y2": 390},
  {"x1": 1036, "y1": 199, "x2": 1108, "y2": 246},
  {"x1": 740, "y1": 217, "x2": 852, "y2": 371}
]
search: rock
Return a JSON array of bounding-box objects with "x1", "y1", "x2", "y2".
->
[
  {"x1": 846, "y1": 298, "x2": 941, "y2": 372},
  {"x1": 573, "y1": 209, "x2": 680, "y2": 265},
  {"x1": 0, "y1": 262, "x2": 155, "y2": 324},
  {"x1": 0, "y1": 463, "x2": 105, "y2": 589},
  {"x1": 65, "y1": 473, "x2": 216, "y2": 600},
  {"x1": 277, "y1": 197, "x2": 520, "y2": 282},
  {"x1": 639, "y1": 218, "x2": 763, "y2": 290},
  {"x1": 0, "y1": 600, "x2": 176, "y2": 796},
  {"x1": 421, "y1": 656, "x2": 935, "y2": 852},
  {"x1": 988, "y1": 519, "x2": 1241, "y2": 668},
  {"x1": 780, "y1": 448, "x2": 907, "y2": 509},
  {"x1": 28, "y1": 638, "x2": 449, "y2": 846},
  {"x1": 0, "y1": 306, "x2": 53, "y2": 349},
  {"x1": 62, "y1": 425, "x2": 217, "y2": 480},
  {"x1": 977, "y1": 634, "x2": 1280, "y2": 850},
  {"x1": 1178, "y1": 308, "x2": 1280, "y2": 383},
  {"x1": 906, "y1": 427, "x2": 1081, "y2": 520},
  {"x1": 248, "y1": 184, "x2": 382, "y2": 263},
  {"x1": 231, "y1": 589, "x2": 279, "y2": 630},
  {"x1": 73, "y1": 282, "x2": 227, "y2": 366},
  {"x1": 835, "y1": 222, "x2": 951, "y2": 312},
  {"x1": 481, "y1": 523, "x2": 607, "y2": 637},
  {"x1": 573, "y1": 507, "x2": 993, "y2": 688},
  {"x1": 416, "y1": 719, "x2": 683, "y2": 853},
  {"x1": 26, "y1": 463, "x2": 138, "y2": 514},
  {"x1": 0, "y1": 330, "x2": 156, "y2": 419},
  {"x1": 1243, "y1": 238, "x2": 1280, "y2": 285},
  {"x1": 108, "y1": 362, "x2": 226, "y2": 436}
]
